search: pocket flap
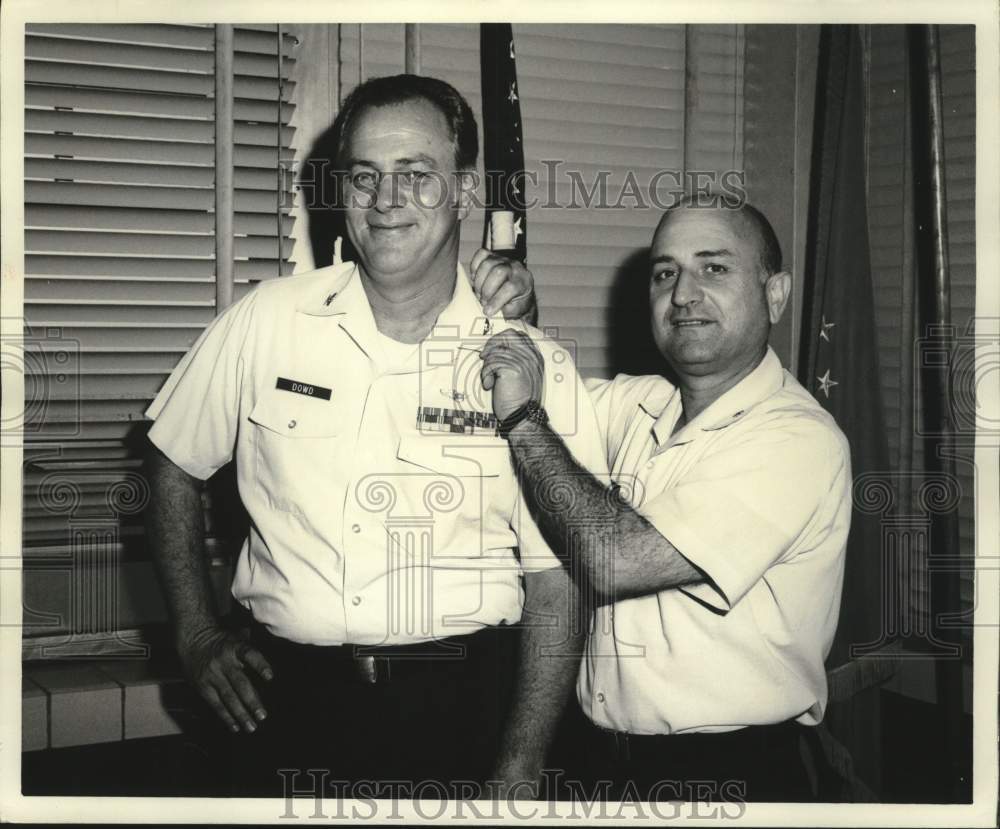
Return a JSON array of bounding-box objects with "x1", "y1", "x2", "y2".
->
[
  {"x1": 248, "y1": 390, "x2": 341, "y2": 438},
  {"x1": 396, "y1": 435, "x2": 509, "y2": 477}
]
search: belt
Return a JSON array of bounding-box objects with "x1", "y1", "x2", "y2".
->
[
  {"x1": 591, "y1": 719, "x2": 804, "y2": 763},
  {"x1": 247, "y1": 619, "x2": 510, "y2": 686}
]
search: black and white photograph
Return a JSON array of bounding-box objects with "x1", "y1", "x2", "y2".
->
[{"x1": 1, "y1": 0, "x2": 997, "y2": 824}]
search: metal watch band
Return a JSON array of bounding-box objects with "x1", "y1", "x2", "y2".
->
[{"x1": 498, "y1": 399, "x2": 547, "y2": 439}]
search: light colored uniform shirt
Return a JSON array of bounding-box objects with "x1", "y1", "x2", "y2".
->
[
  {"x1": 147, "y1": 262, "x2": 606, "y2": 646},
  {"x1": 579, "y1": 348, "x2": 851, "y2": 735}
]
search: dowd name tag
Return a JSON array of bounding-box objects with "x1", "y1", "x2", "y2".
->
[{"x1": 276, "y1": 377, "x2": 332, "y2": 400}]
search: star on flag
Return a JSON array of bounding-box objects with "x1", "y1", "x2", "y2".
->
[
  {"x1": 512, "y1": 217, "x2": 523, "y2": 241},
  {"x1": 820, "y1": 315, "x2": 835, "y2": 342},
  {"x1": 816, "y1": 369, "x2": 839, "y2": 398},
  {"x1": 508, "y1": 82, "x2": 519, "y2": 104}
]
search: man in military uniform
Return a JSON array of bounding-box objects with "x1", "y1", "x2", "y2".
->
[{"x1": 146, "y1": 74, "x2": 605, "y2": 797}]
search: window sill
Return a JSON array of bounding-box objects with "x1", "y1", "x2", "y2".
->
[{"x1": 22, "y1": 658, "x2": 198, "y2": 751}]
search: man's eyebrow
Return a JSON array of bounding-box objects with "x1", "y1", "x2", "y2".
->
[
  {"x1": 694, "y1": 248, "x2": 734, "y2": 258},
  {"x1": 650, "y1": 249, "x2": 735, "y2": 265},
  {"x1": 396, "y1": 154, "x2": 437, "y2": 165},
  {"x1": 344, "y1": 154, "x2": 437, "y2": 168}
]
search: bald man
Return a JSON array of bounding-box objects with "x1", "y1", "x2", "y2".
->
[{"x1": 480, "y1": 200, "x2": 851, "y2": 802}]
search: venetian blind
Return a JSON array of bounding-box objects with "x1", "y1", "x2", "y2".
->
[
  {"x1": 866, "y1": 24, "x2": 976, "y2": 639},
  {"x1": 937, "y1": 26, "x2": 977, "y2": 639},
  {"x1": 22, "y1": 24, "x2": 297, "y2": 633}
]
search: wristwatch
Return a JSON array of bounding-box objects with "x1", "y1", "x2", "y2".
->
[{"x1": 498, "y1": 399, "x2": 548, "y2": 439}]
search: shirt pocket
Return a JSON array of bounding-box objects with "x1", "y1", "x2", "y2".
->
[
  {"x1": 247, "y1": 390, "x2": 342, "y2": 514},
  {"x1": 388, "y1": 434, "x2": 513, "y2": 556},
  {"x1": 396, "y1": 434, "x2": 509, "y2": 478}
]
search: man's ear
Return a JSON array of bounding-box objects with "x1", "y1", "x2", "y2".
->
[
  {"x1": 455, "y1": 170, "x2": 476, "y2": 220},
  {"x1": 764, "y1": 271, "x2": 792, "y2": 324}
]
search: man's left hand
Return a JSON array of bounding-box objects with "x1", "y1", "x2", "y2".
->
[
  {"x1": 480, "y1": 329, "x2": 545, "y2": 421},
  {"x1": 470, "y1": 248, "x2": 537, "y2": 321}
]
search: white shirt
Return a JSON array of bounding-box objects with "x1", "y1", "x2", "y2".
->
[
  {"x1": 146, "y1": 262, "x2": 606, "y2": 646},
  {"x1": 579, "y1": 348, "x2": 851, "y2": 734}
]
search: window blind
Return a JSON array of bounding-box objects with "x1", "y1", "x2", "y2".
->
[
  {"x1": 866, "y1": 24, "x2": 975, "y2": 640},
  {"x1": 22, "y1": 23, "x2": 298, "y2": 636},
  {"x1": 936, "y1": 25, "x2": 976, "y2": 637}
]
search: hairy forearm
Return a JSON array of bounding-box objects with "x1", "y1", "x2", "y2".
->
[
  {"x1": 144, "y1": 443, "x2": 218, "y2": 642},
  {"x1": 496, "y1": 566, "x2": 584, "y2": 781},
  {"x1": 507, "y1": 419, "x2": 702, "y2": 602}
]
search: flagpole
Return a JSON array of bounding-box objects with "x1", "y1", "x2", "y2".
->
[
  {"x1": 405, "y1": 24, "x2": 421, "y2": 74},
  {"x1": 214, "y1": 24, "x2": 234, "y2": 314},
  {"x1": 913, "y1": 21, "x2": 965, "y2": 799},
  {"x1": 924, "y1": 26, "x2": 953, "y2": 343},
  {"x1": 480, "y1": 24, "x2": 528, "y2": 264},
  {"x1": 919, "y1": 22, "x2": 961, "y2": 634},
  {"x1": 682, "y1": 25, "x2": 694, "y2": 192}
]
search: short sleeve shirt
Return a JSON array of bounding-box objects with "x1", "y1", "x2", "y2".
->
[
  {"x1": 146, "y1": 263, "x2": 606, "y2": 646},
  {"x1": 578, "y1": 348, "x2": 851, "y2": 734}
]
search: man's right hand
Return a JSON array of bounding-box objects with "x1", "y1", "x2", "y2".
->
[
  {"x1": 178, "y1": 625, "x2": 274, "y2": 734},
  {"x1": 469, "y1": 248, "x2": 537, "y2": 323}
]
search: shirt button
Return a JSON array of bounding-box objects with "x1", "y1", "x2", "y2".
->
[
  {"x1": 351, "y1": 523, "x2": 361, "y2": 533},
  {"x1": 287, "y1": 419, "x2": 297, "y2": 429},
  {"x1": 646, "y1": 461, "x2": 655, "y2": 469},
  {"x1": 596, "y1": 692, "x2": 606, "y2": 703},
  {"x1": 352, "y1": 596, "x2": 362, "y2": 606}
]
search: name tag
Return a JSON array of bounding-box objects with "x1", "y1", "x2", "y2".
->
[
  {"x1": 276, "y1": 376, "x2": 332, "y2": 400},
  {"x1": 417, "y1": 406, "x2": 498, "y2": 436}
]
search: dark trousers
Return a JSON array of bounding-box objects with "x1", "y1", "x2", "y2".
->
[
  {"x1": 553, "y1": 703, "x2": 816, "y2": 803},
  {"x1": 224, "y1": 622, "x2": 516, "y2": 798}
]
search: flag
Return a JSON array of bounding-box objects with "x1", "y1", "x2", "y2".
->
[
  {"x1": 799, "y1": 24, "x2": 892, "y2": 799},
  {"x1": 480, "y1": 23, "x2": 527, "y2": 262}
]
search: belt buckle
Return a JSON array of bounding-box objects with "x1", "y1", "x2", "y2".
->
[
  {"x1": 356, "y1": 654, "x2": 391, "y2": 684},
  {"x1": 357, "y1": 654, "x2": 377, "y2": 684}
]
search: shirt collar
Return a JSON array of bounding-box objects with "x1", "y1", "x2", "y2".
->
[
  {"x1": 295, "y1": 261, "x2": 502, "y2": 357},
  {"x1": 296, "y1": 262, "x2": 366, "y2": 317},
  {"x1": 431, "y1": 263, "x2": 506, "y2": 340},
  {"x1": 645, "y1": 347, "x2": 785, "y2": 447}
]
